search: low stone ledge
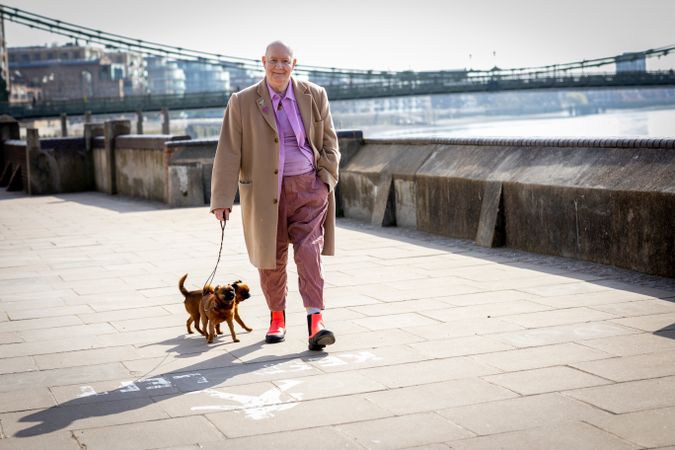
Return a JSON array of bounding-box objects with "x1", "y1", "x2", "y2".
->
[
  {"x1": 116, "y1": 134, "x2": 190, "y2": 150},
  {"x1": 342, "y1": 137, "x2": 675, "y2": 277},
  {"x1": 364, "y1": 136, "x2": 675, "y2": 149}
]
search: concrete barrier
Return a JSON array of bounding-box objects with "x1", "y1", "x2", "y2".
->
[
  {"x1": 114, "y1": 134, "x2": 188, "y2": 202},
  {"x1": 165, "y1": 139, "x2": 216, "y2": 207},
  {"x1": 341, "y1": 137, "x2": 675, "y2": 277},
  {"x1": 25, "y1": 131, "x2": 92, "y2": 195},
  {"x1": 164, "y1": 130, "x2": 364, "y2": 208}
]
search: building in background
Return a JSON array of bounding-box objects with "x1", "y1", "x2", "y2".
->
[
  {"x1": 616, "y1": 52, "x2": 646, "y2": 73},
  {"x1": 226, "y1": 64, "x2": 262, "y2": 91},
  {"x1": 178, "y1": 61, "x2": 230, "y2": 93},
  {"x1": 8, "y1": 69, "x2": 42, "y2": 103},
  {"x1": 107, "y1": 51, "x2": 148, "y2": 96},
  {"x1": 8, "y1": 44, "x2": 128, "y2": 101},
  {"x1": 145, "y1": 57, "x2": 185, "y2": 95}
]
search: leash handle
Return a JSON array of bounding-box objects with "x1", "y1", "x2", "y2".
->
[{"x1": 203, "y1": 220, "x2": 226, "y2": 291}]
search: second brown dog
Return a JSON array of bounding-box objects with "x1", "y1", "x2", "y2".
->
[
  {"x1": 200, "y1": 283, "x2": 252, "y2": 343},
  {"x1": 179, "y1": 273, "x2": 207, "y2": 336}
]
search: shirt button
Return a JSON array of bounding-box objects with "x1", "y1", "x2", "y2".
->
[{"x1": 273, "y1": 198, "x2": 278, "y2": 204}]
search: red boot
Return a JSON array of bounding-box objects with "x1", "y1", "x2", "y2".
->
[
  {"x1": 307, "y1": 312, "x2": 335, "y2": 351},
  {"x1": 265, "y1": 311, "x2": 286, "y2": 343}
]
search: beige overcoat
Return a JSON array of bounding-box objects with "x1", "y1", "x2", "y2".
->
[{"x1": 210, "y1": 77, "x2": 340, "y2": 270}]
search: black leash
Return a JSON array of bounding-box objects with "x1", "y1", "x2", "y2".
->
[{"x1": 203, "y1": 220, "x2": 226, "y2": 292}]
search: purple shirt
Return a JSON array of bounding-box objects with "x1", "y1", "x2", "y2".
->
[{"x1": 267, "y1": 80, "x2": 315, "y2": 193}]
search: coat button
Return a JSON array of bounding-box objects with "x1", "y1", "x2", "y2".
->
[
  {"x1": 274, "y1": 137, "x2": 279, "y2": 143},
  {"x1": 273, "y1": 198, "x2": 278, "y2": 204},
  {"x1": 274, "y1": 169, "x2": 278, "y2": 175}
]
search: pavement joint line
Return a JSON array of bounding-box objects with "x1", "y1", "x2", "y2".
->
[{"x1": 579, "y1": 419, "x2": 643, "y2": 448}]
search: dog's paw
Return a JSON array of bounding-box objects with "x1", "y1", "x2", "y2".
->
[
  {"x1": 187, "y1": 330, "x2": 194, "y2": 334},
  {"x1": 244, "y1": 327, "x2": 253, "y2": 332},
  {"x1": 233, "y1": 338, "x2": 240, "y2": 342}
]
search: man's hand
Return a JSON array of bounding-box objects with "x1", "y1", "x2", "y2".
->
[{"x1": 213, "y1": 208, "x2": 231, "y2": 222}]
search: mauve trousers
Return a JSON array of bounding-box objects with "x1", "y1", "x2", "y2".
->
[{"x1": 259, "y1": 172, "x2": 329, "y2": 311}]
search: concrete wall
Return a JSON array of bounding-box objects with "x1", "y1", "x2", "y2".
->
[
  {"x1": 91, "y1": 136, "x2": 106, "y2": 192},
  {"x1": 165, "y1": 139, "x2": 216, "y2": 207},
  {"x1": 26, "y1": 134, "x2": 93, "y2": 194},
  {"x1": 340, "y1": 137, "x2": 675, "y2": 277},
  {"x1": 115, "y1": 135, "x2": 170, "y2": 202},
  {"x1": 164, "y1": 130, "x2": 364, "y2": 208},
  {"x1": 0, "y1": 117, "x2": 23, "y2": 191}
]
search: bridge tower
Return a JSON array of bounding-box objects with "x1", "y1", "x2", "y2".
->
[{"x1": 0, "y1": 11, "x2": 8, "y2": 102}]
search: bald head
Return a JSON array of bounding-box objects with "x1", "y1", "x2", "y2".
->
[{"x1": 265, "y1": 40, "x2": 294, "y2": 59}]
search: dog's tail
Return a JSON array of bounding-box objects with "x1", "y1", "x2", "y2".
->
[
  {"x1": 178, "y1": 273, "x2": 190, "y2": 297},
  {"x1": 202, "y1": 284, "x2": 214, "y2": 296}
]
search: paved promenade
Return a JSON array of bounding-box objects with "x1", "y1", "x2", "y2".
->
[{"x1": 1, "y1": 189, "x2": 674, "y2": 450}]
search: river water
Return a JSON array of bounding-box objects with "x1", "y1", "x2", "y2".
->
[
  {"x1": 358, "y1": 107, "x2": 675, "y2": 139},
  {"x1": 24, "y1": 104, "x2": 675, "y2": 140}
]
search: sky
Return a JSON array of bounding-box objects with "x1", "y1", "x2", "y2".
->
[{"x1": 4, "y1": 0, "x2": 675, "y2": 72}]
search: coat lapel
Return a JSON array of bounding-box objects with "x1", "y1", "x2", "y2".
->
[
  {"x1": 256, "y1": 80, "x2": 278, "y2": 134},
  {"x1": 293, "y1": 78, "x2": 313, "y2": 139}
]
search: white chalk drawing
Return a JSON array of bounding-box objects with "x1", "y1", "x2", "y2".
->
[
  {"x1": 76, "y1": 374, "x2": 193, "y2": 398},
  {"x1": 255, "y1": 360, "x2": 314, "y2": 376},
  {"x1": 77, "y1": 385, "x2": 100, "y2": 398},
  {"x1": 74, "y1": 351, "x2": 384, "y2": 420},
  {"x1": 254, "y1": 351, "x2": 382, "y2": 374},
  {"x1": 312, "y1": 351, "x2": 382, "y2": 368},
  {"x1": 171, "y1": 373, "x2": 209, "y2": 384},
  {"x1": 118, "y1": 381, "x2": 141, "y2": 393},
  {"x1": 191, "y1": 379, "x2": 303, "y2": 420}
]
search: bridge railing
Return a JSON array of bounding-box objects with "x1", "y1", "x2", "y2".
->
[{"x1": 3, "y1": 70, "x2": 675, "y2": 118}]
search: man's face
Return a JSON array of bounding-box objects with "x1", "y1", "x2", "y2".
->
[{"x1": 262, "y1": 44, "x2": 296, "y2": 92}]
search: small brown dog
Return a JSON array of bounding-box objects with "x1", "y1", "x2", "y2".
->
[
  {"x1": 200, "y1": 283, "x2": 252, "y2": 343},
  {"x1": 179, "y1": 273, "x2": 207, "y2": 336}
]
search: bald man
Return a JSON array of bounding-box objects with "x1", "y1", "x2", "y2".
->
[{"x1": 211, "y1": 41, "x2": 340, "y2": 351}]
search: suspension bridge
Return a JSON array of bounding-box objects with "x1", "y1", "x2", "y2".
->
[{"x1": 2, "y1": 4, "x2": 675, "y2": 119}]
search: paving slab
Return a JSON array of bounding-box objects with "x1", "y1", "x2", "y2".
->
[
  {"x1": 571, "y1": 349, "x2": 675, "y2": 381},
  {"x1": 482, "y1": 365, "x2": 611, "y2": 395},
  {"x1": 586, "y1": 406, "x2": 675, "y2": 448},
  {"x1": 336, "y1": 412, "x2": 474, "y2": 448},
  {"x1": 206, "y1": 394, "x2": 391, "y2": 438},
  {"x1": 72, "y1": 416, "x2": 223, "y2": 450},
  {"x1": 438, "y1": 392, "x2": 613, "y2": 435},
  {"x1": 470, "y1": 342, "x2": 612, "y2": 371},
  {"x1": 201, "y1": 426, "x2": 362, "y2": 449},
  {"x1": 449, "y1": 421, "x2": 639, "y2": 450},
  {"x1": 364, "y1": 378, "x2": 518, "y2": 415},
  {"x1": 565, "y1": 376, "x2": 675, "y2": 414},
  {"x1": 578, "y1": 332, "x2": 675, "y2": 356},
  {"x1": 1, "y1": 190, "x2": 675, "y2": 448}
]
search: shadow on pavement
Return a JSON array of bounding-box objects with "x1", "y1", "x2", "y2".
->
[
  {"x1": 655, "y1": 326, "x2": 675, "y2": 340},
  {"x1": 15, "y1": 335, "x2": 327, "y2": 437}
]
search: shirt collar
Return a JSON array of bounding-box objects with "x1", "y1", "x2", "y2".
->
[{"x1": 267, "y1": 78, "x2": 296, "y2": 105}]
